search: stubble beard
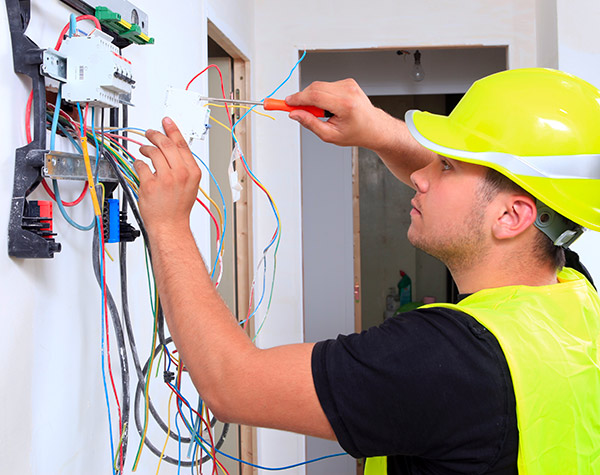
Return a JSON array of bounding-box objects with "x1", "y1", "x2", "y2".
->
[{"x1": 407, "y1": 200, "x2": 489, "y2": 272}]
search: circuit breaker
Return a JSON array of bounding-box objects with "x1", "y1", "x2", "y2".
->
[{"x1": 59, "y1": 28, "x2": 135, "y2": 107}]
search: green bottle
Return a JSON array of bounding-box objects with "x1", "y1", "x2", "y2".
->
[{"x1": 397, "y1": 270, "x2": 412, "y2": 306}]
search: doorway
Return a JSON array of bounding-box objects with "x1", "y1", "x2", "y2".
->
[
  {"x1": 300, "y1": 46, "x2": 506, "y2": 474},
  {"x1": 207, "y1": 21, "x2": 254, "y2": 475}
]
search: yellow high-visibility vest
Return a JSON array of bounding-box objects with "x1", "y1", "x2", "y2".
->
[{"x1": 365, "y1": 268, "x2": 600, "y2": 474}]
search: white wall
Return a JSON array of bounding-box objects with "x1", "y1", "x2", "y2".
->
[
  {"x1": 556, "y1": 0, "x2": 600, "y2": 283},
  {"x1": 0, "y1": 0, "x2": 237, "y2": 473}
]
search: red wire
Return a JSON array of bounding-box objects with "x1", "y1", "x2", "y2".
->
[
  {"x1": 196, "y1": 197, "x2": 220, "y2": 244},
  {"x1": 41, "y1": 180, "x2": 88, "y2": 206},
  {"x1": 172, "y1": 367, "x2": 222, "y2": 475},
  {"x1": 186, "y1": 65, "x2": 232, "y2": 127},
  {"x1": 99, "y1": 218, "x2": 124, "y2": 473},
  {"x1": 25, "y1": 91, "x2": 33, "y2": 143},
  {"x1": 27, "y1": 16, "x2": 100, "y2": 206},
  {"x1": 103, "y1": 133, "x2": 145, "y2": 147},
  {"x1": 55, "y1": 15, "x2": 101, "y2": 51}
]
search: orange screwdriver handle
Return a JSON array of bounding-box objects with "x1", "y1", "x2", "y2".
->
[{"x1": 263, "y1": 98, "x2": 333, "y2": 118}]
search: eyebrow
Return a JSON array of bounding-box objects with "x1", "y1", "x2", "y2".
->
[{"x1": 438, "y1": 154, "x2": 457, "y2": 165}]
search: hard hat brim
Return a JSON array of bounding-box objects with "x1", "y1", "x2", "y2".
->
[{"x1": 406, "y1": 109, "x2": 600, "y2": 232}]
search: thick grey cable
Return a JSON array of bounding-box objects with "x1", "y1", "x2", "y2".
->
[
  {"x1": 92, "y1": 223, "x2": 130, "y2": 471},
  {"x1": 133, "y1": 336, "x2": 229, "y2": 466},
  {"x1": 104, "y1": 149, "x2": 229, "y2": 464}
]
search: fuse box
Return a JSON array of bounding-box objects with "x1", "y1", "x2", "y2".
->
[{"x1": 59, "y1": 28, "x2": 135, "y2": 107}]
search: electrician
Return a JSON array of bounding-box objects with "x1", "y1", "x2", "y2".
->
[{"x1": 134, "y1": 68, "x2": 600, "y2": 474}]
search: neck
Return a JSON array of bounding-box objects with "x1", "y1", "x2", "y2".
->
[{"x1": 449, "y1": 249, "x2": 559, "y2": 295}]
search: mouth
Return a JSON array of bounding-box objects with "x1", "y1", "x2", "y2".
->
[{"x1": 410, "y1": 199, "x2": 421, "y2": 216}]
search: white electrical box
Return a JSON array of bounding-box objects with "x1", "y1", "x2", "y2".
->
[
  {"x1": 162, "y1": 87, "x2": 211, "y2": 143},
  {"x1": 59, "y1": 29, "x2": 135, "y2": 108}
]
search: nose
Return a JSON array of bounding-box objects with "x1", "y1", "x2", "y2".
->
[{"x1": 410, "y1": 165, "x2": 429, "y2": 193}]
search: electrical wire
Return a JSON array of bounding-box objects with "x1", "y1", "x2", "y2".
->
[
  {"x1": 48, "y1": 87, "x2": 95, "y2": 231},
  {"x1": 229, "y1": 52, "x2": 308, "y2": 336}
]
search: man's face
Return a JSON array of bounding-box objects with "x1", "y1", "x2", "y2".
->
[{"x1": 407, "y1": 155, "x2": 491, "y2": 268}]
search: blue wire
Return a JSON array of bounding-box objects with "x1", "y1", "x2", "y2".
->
[
  {"x1": 101, "y1": 126, "x2": 147, "y2": 134},
  {"x1": 175, "y1": 406, "x2": 182, "y2": 475},
  {"x1": 69, "y1": 14, "x2": 76, "y2": 37},
  {"x1": 48, "y1": 115, "x2": 83, "y2": 152},
  {"x1": 167, "y1": 375, "x2": 346, "y2": 471},
  {"x1": 186, "y1": 397, "x2": 202, "y2": 459},
  {"x1": 90, "y1": 107, "x2": 101, "y2": 180},
  {"x1": 160, "y1": 345, "x2": 345, "y2": 471},
  {"x1": 98, "y1": 216, "x2": 117, "y2": 475},
  {"x1": 190, "y1": 151, "x2": 227, "y2": 280},
  {"x1": 230, "y1": 51, "x2": 307, "y2": 323},
  {"x1": 191, "y1": 442, "x2": 198, "y2": 474},
  {"x1": 49, "y1": 88, "x2": 94, "y2": 231}
]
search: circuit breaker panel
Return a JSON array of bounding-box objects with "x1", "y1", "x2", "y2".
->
[{"x1": 5, "y1": 0, "x2": 152, "y2": 258}]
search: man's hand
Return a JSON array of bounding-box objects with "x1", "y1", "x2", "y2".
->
[
  {"x1": 286, "y1": 78, "x2": 385, "y2": 149},
  {"x1": 134, "y1": 118, "x2": 201, "y2": 234},
  {"x1": 286, "y1": 78, "x2": 436, "y2": 185}
]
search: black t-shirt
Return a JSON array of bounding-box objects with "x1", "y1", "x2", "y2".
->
[{"x1": 311, "y1": 307, "x2": 519, "y2": 474}]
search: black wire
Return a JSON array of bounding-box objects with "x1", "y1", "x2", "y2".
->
[{"x1": 92, "y1": 222, "x2": 130, "y2": 472}]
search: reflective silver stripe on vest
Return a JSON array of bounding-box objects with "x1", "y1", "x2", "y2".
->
[{"x1": 405, "y1": 110, "x2": 600, "y2": 180}]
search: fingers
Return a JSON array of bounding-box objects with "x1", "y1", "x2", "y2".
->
[
  {"x1": 286, "y1": 78, "x2": 361, "y2": 114},
  {"x1": 162, "y1": 117, "x2": 198, "y2": 169},
  {"x1": 289, "y1": 110, "x2": 339, "y2": 144},
  {"x1": 133, "y1": 158, "x2": 154, "y2": 181},
  {"x1": 139, "y1": 142, "x2": 170, "y2": 172}
]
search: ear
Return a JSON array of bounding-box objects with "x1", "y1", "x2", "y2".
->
[{"x1": 491, "y1": 194, "x2": 537, "y2": 240}]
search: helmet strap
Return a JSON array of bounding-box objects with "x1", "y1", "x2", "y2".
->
[{"x1": 534, "y1": 200, "x2": 585, "y2": 248}]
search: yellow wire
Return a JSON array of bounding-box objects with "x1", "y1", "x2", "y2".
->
[
  {"x1": 133, "y1": 283, "x2": 159, "y2": 471},
  {"x1": 205, "y1": 103, "x2": 276, "y2": 121},
  {"x1": 208, "y1": 116, "x2": 282, "y2": 238},
  {"x1": 96, "y1": 182, "x2": 115, "y2": 262},
  {"x1": 113, "y1": 422, "x2": 128, "y2": 472},
  {"x1": 155, "y1": 389, "x2": 174, "y2": 475},
  {"x1": 208, "y1": 116, "x2": 232, "y2": 133},
  {"x1": 198, "y1": 186, "x2": 224, "y2": 240},
  {"x1": 81, "y1": 136, "x2": 101, "y2": 216},
  {"x1": 101, "y1": 138, "x2": 138, "y2": 178}
]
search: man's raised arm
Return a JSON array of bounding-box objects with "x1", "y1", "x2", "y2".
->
[{"x1": 285, "y1": 78, "x2": 436, "y2": 185}]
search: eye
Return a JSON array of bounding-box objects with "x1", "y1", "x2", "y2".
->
[{"x1": 440, "y1": 158, "x2": 452, "y2": 171}]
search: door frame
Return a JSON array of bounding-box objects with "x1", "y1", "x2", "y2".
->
[{"x1": 207, "y1": 19, "x2": 256, "y2": 475}]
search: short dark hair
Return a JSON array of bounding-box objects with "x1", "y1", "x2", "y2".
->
[{"x1": 482, "y1": 168, "x2": 565, "y2": 270}]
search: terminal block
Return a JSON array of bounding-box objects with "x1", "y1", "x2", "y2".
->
[
  {"x1": 102, "y1": 198, "x2": 140, "y2": 243},
  {"x1": 59, "y1": 0, "x2": 153, "y2": 48},
  {"x1": 95, "y1": 6, "x2": 154, "y2": 45}
]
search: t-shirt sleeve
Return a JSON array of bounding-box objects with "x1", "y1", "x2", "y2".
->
[{"x1": 311, "y1": 308, "x2": 513, "y2": 461}]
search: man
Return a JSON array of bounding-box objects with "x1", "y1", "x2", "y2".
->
[{"x1": 134, "y1": 68, "x2": 600, "y2": 474}]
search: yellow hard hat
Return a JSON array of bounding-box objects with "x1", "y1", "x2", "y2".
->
[{"x1": 405, "y1": 68, "x2": 600, "y2": 233}]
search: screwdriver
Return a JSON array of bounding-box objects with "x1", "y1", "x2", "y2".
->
[{"x1": 199, "y1": 97, "x2": 333, "y2": 118}]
